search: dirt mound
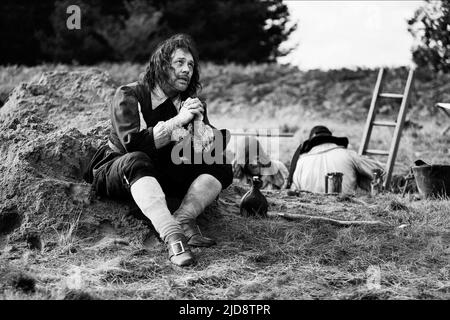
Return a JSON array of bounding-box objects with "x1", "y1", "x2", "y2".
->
[
  {"x1": 0, "y1": 69, "x2": 115, "y2": 133},
  {"x1": 0, "y1": 70, "x2": 152, "y2": 251}
]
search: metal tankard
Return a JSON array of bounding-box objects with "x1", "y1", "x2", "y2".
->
[{"x1": 324, "y1": 172, "x2": 343, "y2": 194}]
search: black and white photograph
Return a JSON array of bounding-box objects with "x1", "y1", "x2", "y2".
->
[{"x1": 0, "y1": 0, "x2": 449, "y2": 306}]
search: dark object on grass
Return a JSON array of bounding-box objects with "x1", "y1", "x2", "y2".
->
[
  {"x1": 270, "y1": 212, "x2": 389, "y2": 228},
  {"x1": 389, "y1": 200, "x2": 408, "y2": 211},
  {"x1": 26, "y1": 233, "x2": 42, "y2": 251},
  {"x1": 240, "y1": 176, "x2": 268, "y2": 218},
  {"x1": 412, "y1": 164, "x2": 450, "y2": 198},
  {"x1": 8, "y1": 271, "x2": 36, "y2": 293}
]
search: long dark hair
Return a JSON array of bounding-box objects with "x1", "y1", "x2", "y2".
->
[{"x1": 143, "y1": 34, "x2": 201, "y2": 100}]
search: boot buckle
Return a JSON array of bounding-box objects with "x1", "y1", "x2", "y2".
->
[{"x1": 170, "y1": 240, "x2": 185, "y2": 256}]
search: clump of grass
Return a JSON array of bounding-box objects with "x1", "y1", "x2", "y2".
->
[
  {"x1": 52, "y1": 211, "x2": 82, "y2": 253},
  {"x1": 100, "y1": 259, "x2": 163, "y2": 285}
]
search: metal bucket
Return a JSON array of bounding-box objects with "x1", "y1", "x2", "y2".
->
[{"x1": 412, "y1": 165, "x2": 450, "y2": 198}]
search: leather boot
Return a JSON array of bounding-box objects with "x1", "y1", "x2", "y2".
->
[
  {"x1": 174, "y1": 174, "x2": 222, "y2": 247},
  {"x1": 166, "y1": 233, "x2": 195, "y2": 267},
  {"x1": 181, "y1": 221, "x2": 216, "y2": 247}
]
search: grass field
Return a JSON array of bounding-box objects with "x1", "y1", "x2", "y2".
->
[
  {"x1": 0, "y1": 63, "x2": 449, "y2": 300},
  {"x1": 1, "y1": 188, "x2": 449, "y2": 300}
]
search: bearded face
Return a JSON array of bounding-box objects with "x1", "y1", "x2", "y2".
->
[{"x1": 164, "y1": 48, "x2": 194, "y2": 96}]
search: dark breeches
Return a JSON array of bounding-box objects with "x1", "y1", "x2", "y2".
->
[{"x1": 93, "y1": 151, "x2": 233, "y2": 200}]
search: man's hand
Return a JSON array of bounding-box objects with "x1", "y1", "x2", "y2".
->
[
  {"x1": 176, "y1": 104, "x2": 196, "y2": 125},
  {"x1": 164, "y1": 97, "x2": 205, "y2": 132},
  {"x1": 182, "y1": 97, "x2": 205, "y2": 121}
]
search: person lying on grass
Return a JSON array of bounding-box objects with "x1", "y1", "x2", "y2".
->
[
  {"x1": 286, "y1": 125, "x2": 384, "y2": 194},
  {"x1": 233, "y1": 136, "x2": 289, "y2": 190},
  {"x1": 84, "y1": 34, "x2": 233, "y2": 267}
]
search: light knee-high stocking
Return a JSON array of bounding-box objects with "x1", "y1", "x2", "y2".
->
[
  {"x1": 174, "y1": 174, "x2": 222, "y2": 224},
  {"x1": 130, "y1": 176, "x2": 182, "y2": 242}
]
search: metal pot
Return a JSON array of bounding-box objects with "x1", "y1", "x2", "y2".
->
[{"x1": 412, "y1": 164, "x2": 450, "y2": 198}]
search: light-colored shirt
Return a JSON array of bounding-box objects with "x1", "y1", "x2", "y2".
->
[
  {"x1": 261, "y1": 160, "x2": 289, "y2": 189},
  {"x1": 291, "y1": 143, "x2": 384, "y2": 194}
]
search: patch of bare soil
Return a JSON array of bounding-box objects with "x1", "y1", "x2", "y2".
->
[{"x1": 0, "y1": 70, "x2": 151, "y2": 252}]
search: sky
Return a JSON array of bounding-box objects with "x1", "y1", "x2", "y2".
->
[{"x1": 278, "y1": 0, "x2": 424, "y2": 70}]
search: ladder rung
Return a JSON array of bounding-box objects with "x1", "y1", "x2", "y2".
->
[
  {"x1": 364, "y1": 149, "x2": 390, "y2": 156},
  {"x1": 379, "y1": 93, "x2": 404, "y2": 100},
  {"x1": 372, "y1": 121, "x2": 396, "y2": 127}
]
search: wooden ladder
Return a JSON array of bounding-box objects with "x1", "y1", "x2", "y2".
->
[{"x1": 358, "y1": 67, "x2": 415, "y2": 190}]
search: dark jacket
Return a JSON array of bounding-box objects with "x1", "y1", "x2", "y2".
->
[
  {"x1": 84, "y1": 81, "x2": 215, "y2": 184},
  {"x1": 108, "y1": 81, "x2": 213, "y2": 161}
]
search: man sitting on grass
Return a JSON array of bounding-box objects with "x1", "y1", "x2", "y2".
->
[
  {"x1": 84, "y1": 34, "x2": 233, "y2": 267},
  {"x1": 286, "y1": 125, "x2": 384, "y2": 194}
]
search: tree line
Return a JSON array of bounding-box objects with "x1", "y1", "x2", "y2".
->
[
  {"x1": 0, "y1": 0, "x2": 296, "y2": 65},
  {"x1": 408, "y1": 0, "x2": 449, "y2": 73},
  {"x1": 1, "y1": 0, "x2": 449, "y2": 74}
]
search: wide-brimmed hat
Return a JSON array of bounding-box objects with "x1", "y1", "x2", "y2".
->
[
  {"x1": 302, "y1": 125, "x2": 349, "y2": 153},
  {"x1": 235, "y1": 136, "x2": 271, "y2": 166},
  {"x1": 234, "y1": 136, "x2": 280, "y2": 176},
  {"x1": 309, "y1": 125, "x2": 333, "y2": 138}
]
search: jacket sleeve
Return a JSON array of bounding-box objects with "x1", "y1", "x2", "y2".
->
[{"x1": 111, "y1": 86, "x2": 157, "y2": 157}]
